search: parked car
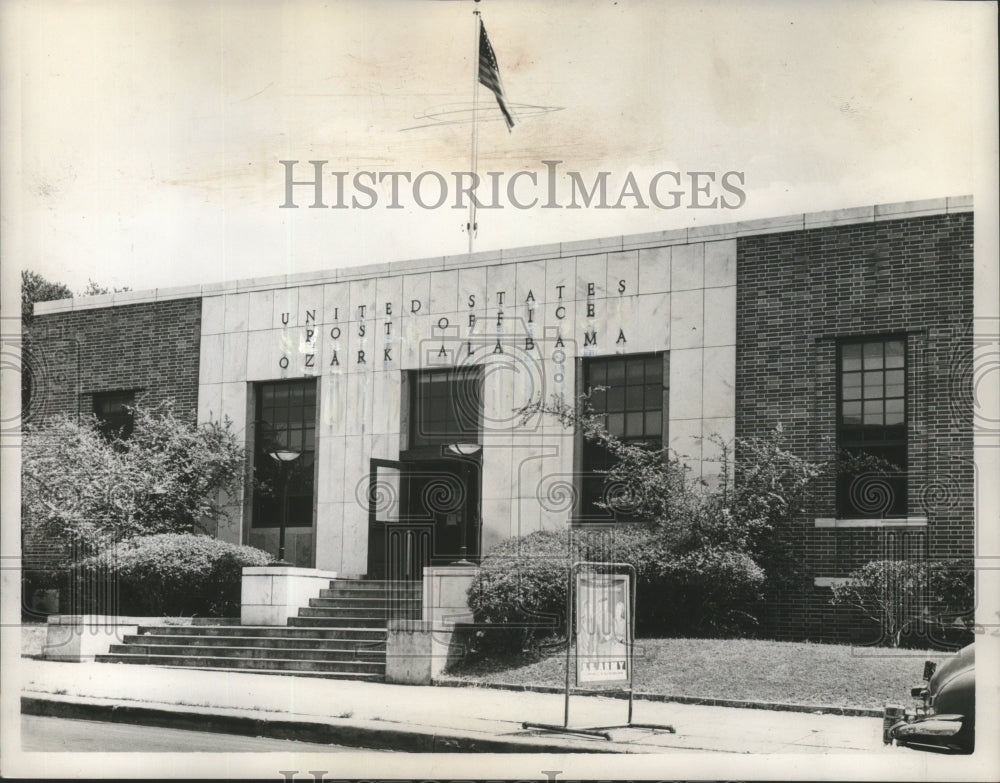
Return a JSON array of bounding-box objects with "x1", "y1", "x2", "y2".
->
[{"x1": 883, "y1": 642, "x2": 974, "y2": 753}]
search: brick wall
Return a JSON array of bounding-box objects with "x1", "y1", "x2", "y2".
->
[
  {"x1": 25, "y1": 298, "x2": 202, "y2": 425},
  {"x1": 736, "y1": 212, "x2": 974, "y2": 643}
]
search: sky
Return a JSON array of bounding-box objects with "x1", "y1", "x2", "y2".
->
[{"x1": 1, "y1": 0, "x2": 997, "y2": 296}]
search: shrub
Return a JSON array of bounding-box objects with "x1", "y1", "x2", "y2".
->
[
  {"x1": 467, "y1": 531, "x2": 579, "y2": 653},
  {"x1": 73, "y1": 533, "x2": 273, "y2": 617},
  {"x1": 467, "y1": 525, "x2": 767, "y2": 648},
  {"x1": 649, "y1": 546, "x2": 765, "y2": 636},
  {"x1": 829, "y1": 559, "x2": 974, "y2": 648}
]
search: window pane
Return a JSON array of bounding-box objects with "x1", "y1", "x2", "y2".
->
[
  {"x1": 608, "y1": 387, "x2": 625, "y2": 411},
  {"x1": 606, "y1": 360, "x2": 626, "y2": 383},
  {"x1": 645, "y1": 383, "x2": 661, "y2": 408},
  {"x1": 885, "y1": 340, "x2": 905, "y2": 368},
  {"x1": 645, "y1": 358, "x2": 662, "y2": 382},
  {"x1": 843, "y1": 401, "x2": 862, "y2": 424},
  {"x1": 589, "y1": 363, "x2": 606, "y2": 385},
  {"x1": 627, "y1": 360, "x2": 644, "y2": 382},
  {"x1": 93, "y1": 391, "x2": 136, "y2": 439},
  {"x1": 608, "y1": 413, "x2": 625, "y2": 436},
  {"x1": 645, "y1": 411, "x2": 662, "y2": 435},
  {"x1": 883, "y1": 443, "x2": 907, "y2": 472},
  {"x1": 842, "y1": 344, "x2": 862, "y2": 371},
  {"x1": 842, "y1": 384, "x2": 861, "y2": 401},
  {"x1": 411, "y1": 369, "x2": 483, "y2": 445},
  {"x1": 863, "y1": 371, "x2": 883, "y2": 397},
  {"x1": 863, "y1": 400, "x2": 883, "y2": 425},
  {"x1": 885, "y1": 384, "x2": 905, "y2": 399},
  {"x1": 590, "y1": 388, "x2": 607, "y2": 410},
  {"x1": 885, "y1": 369, "x2": 904, "y2": 389},
  {"x1": 626, "y1": 385, "x2": 643, "y2": 410},
  {"x1": 839, "y1": 445, "x2": 907, "y2": 518},
  {"x1": 863, "y1": 342, "x2": 883, "y2": 369},
  {"x1": 885, "y1": 399, "x2": 905, "y2": 425}
]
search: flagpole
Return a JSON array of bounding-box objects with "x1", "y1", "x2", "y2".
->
[{"x1": 468, "y1": 9, "x2": 481, "y2": 255}]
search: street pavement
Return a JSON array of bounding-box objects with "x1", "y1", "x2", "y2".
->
[
  {"x1": 18, "y1": 658, "x2": 889, "y2": 754},
  {"x1": 22, "y1": 715, "x2": 373, "y2": 753}
]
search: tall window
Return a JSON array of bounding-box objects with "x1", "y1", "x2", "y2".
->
[
  {"x1": 253, "y1": 379, "x2": 316, "y2": 528},
  {"x1": 837, "y1": 337, "x2": 907, "y2": 518},
  {"x1": 580, "y1": 353, "x2": 665, "y2": 521},
  {"x1": 410, "y1": 368, "x2": 483, "y2": 446},
  {"x1": 93, "y1": 390, "x2": 136, "y2": 440}
]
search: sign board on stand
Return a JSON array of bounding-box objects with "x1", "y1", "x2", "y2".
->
[
  {"x1": 575, "y1": 571, "x2": 630, "y2": 686},
  {"x1": 521, "y1": 561, "x2": 675, "y2": 741}
]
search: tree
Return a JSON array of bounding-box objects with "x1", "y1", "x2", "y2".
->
[
  {"x1": 80, "y1": 279, "x2": 131, "y2": 296},
  {"x1": 21, "y1": 270, "x2": 131, "y2": 325},
  {"x1": 513, "y1": 392, "x2": 831, "y2": 630},
  {"x1": 20, "y1": 270, "x2": 71, "y2": 325},
  {"x1": 22, "y1": 403, "x2": 246, "y2": 571},
  {"x1": 20, "y1": 271, "x2": 74, "y2": 420},
  {"x1": 519, "y1": 392, "x2": 823, "y2": 544}
]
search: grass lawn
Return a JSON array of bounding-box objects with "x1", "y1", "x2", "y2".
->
[{"x1": 443, "y1": 637, "x2": 951, "y2": 710}]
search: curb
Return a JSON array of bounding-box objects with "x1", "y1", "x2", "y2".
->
[
  {"x1": 20, "y1": 696, "x2": 623, "y2": 754},
  {"x1": 432, "y1": 679, "x2": 883, "y2": 719}
]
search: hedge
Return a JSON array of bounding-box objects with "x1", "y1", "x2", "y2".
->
[{"x1": 72, "y1": 533, "x2": 274, "y2": 617}]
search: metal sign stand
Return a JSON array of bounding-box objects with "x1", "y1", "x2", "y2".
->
[{"x1": 522, "y1": 561, "x2": 675, "y2": 741}]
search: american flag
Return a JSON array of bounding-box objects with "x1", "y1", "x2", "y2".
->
[{"x1": 478, "y1": 20, "x2": 514, "y2": 131}]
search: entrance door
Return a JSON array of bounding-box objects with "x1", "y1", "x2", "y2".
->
[{"x1": 366, "y1": 455, "x2": 481, "y2": 580}]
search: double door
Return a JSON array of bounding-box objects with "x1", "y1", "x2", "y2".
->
[{"x1": 366, "y1": 455, "x2": 481, "y2": 580}]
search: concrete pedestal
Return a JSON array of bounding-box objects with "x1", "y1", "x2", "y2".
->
[
  {"x1": 240, "y1": 566, "x2": 338, "y2": 625},
  {"x1": 385, "y1": 565, "x2": 479, "y2": 684},
  {"x1": 43, "y1": 615, "x2": 142, "y2": 661}
]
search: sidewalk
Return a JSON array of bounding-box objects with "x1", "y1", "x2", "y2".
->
[{"x1": 18, "y1": 658, "x2": 889, "y2": 754}]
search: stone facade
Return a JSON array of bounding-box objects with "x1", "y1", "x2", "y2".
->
[{"x1": 192, "y1": 235, "x2": 736, "y2": 572}]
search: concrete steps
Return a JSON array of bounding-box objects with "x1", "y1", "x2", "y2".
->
[
  {"x1": 95, "y1": 578, "x2": 422, "y2": 680},
  {"x1": 129, "y1": 625, "x2": 387, "y2": 641},
  {"x1": 108, "y1": 643, "x2": 385, "y2": 662},
  {"x1": 118, "y1": 633, "x2": 386, "y2": 651},
  {"x1": 98, "y1": 652, "x2": 385, "y2": 675}
]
